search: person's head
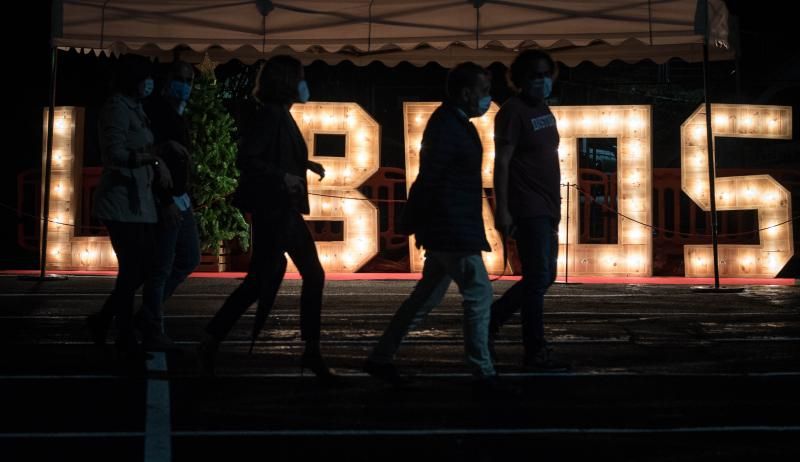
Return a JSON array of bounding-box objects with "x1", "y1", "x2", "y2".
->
[
  {"x1": 163, "y1": 60, "x2": 195, "y2": 106},
  {"x1": 446, "y1": 62, "x2": 491, "y2": 118},
  {"x1": 508, "y1": 49, "x2": 558, "y2": 101},
  {"x1": 114, "y1": 54, "x2": 154, "y2": 99},
  {"x1": 253, "y1": 55, "x2": 308, "y2": 105}
]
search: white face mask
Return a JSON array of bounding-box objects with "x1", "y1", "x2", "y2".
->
[{"x1": 297, "y1": 80, "x2": 310, "y2": 103}]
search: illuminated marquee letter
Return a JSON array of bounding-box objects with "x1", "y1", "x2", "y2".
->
[
  {"x1": 289, "y1": 103, "x2": 380, "y2": 272},
  {"x1": 552, "y1": 106, "x2": 653, "y2": 276},
  {"x1": 681, "y1": 104, "x2": 793, "y2": 277},
  {"x1": 44, "y1": 107, "x2": 118, "y2": 271},
  {"x1": 403, "y1": 102, "x2": 506, "y2": 273}
]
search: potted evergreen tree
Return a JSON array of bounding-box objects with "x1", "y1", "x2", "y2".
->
[{"x1": 187, "y1": 55, "x2": 250, "y2": 270}]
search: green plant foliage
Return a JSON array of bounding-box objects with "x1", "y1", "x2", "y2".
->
[{"x1": 187, "y1": 68, "x2": 250, "y2": 253}]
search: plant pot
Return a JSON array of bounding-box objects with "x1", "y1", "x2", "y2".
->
[{"x1": 197, "y1": 242, "x2": 228, "y2": 272}]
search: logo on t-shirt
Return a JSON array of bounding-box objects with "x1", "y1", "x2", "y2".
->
[{"x1": 530, "y1": 114, "x2": 556, "y2": 131}]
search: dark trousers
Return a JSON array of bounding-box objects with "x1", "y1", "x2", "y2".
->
[
  {"x1": 490, "y1": 216, "x2": 558, "y2": 355},
  {"x1": 141, "y1": 207, "x2": 201, "y2": 330},
  {"x1": 98, "y1": 221, "x2": 156, "y2": 345},
  {"x1": 206, "y1": 209, "x2": 325, "y2": 342}
]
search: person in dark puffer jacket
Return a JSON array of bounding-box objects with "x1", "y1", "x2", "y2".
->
[{"x1": 364, "y1": 62, "x2": 501, "y2": 393}]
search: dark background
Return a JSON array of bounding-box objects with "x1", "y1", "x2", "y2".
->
[{"x1": 4, "y1": 0, "x2": 798, "y2": 272}]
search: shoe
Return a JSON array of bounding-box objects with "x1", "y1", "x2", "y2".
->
[
  {"x1": 196, "y1": 335, "x2": 219, "y2": 377},
  {"x1": 142, "y1": 331, "x2": 177, "y2": 352},
  {"x1": 363, "y1": 359, "x2": 409, "y2": 386},
  {"x1": 523, "y1": 345, "x2": 571, "y2": 372},
  {"x1": 471, "y1": 374, "x2": 520, "y2": 399},
  {"x1": 86, "y1": 313, "x2": 110, "y2": 346},
  {"x1": 114, "y1": 334, "x2": 153, "y2": 362},
  {"x1": 301, "y1": 349, "x2": 339, "y2": 385}
]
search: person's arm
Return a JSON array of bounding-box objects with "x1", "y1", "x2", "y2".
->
[
  {"x1": 398, "y1": 113, "x2": 450, "y2": 235},
  {"x1": 307, "y1": 160, "x2": 326, "y2": 180},
  {"x1": 238, "y1": 108, "x2": 311, "y2": 199},
  {"x1": 493, "y1": 107, "x2": 521, "y2": 236},
  {"x1": 98, "y1": 97, "x2": 156, "y2": 169},
  {"x1": 493, "y1": 143, "x2": 515, "y2": 236},
  {"x1": 415, "y1": 113, "x2": 451, "y2": 191},
  {"x1": 236, "y1": 109, "x2": 287, "y2": 184}
]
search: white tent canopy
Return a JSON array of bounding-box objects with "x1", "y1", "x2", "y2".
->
[{"x1": 54, "y1": 0, "x2": 733, "y2": 67}]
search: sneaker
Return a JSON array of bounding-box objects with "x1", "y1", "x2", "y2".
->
[
  {"x1": 523, "y1": 345, "x2": 571, "y2": 372},
  {"x1": 363, "y1": 360, "x2": 409, "y2": 386}
]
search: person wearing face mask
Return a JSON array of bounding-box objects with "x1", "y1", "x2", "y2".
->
[
  {"x1": 132, "y1": 60, "x2": 201, "y2": 350},
  {"x1": 488, "y1": 50, "x2": 570, "y2": 372},
  {"x1": 197, "y1": 55, "x2": 332, "y2": 382},
  {"x1": 86, "y1": 54, "x2": 172, "y2": 362},
  {"x1": 363, "y1": 62, "x2": 503, "y2": 395}
]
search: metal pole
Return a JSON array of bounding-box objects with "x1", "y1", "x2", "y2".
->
[
  {"x1": 702, "y1": 42, "x2": 721, "y2": 290},
  {"x1": 691, "y1": 2, "x2": 742, "y2": 294},
  {"x1": 39, "y1": 46, "x2": 58, "y2": 279},
  {"x1": 564, "y1": 183, "x2": 569, "y2": 284}
]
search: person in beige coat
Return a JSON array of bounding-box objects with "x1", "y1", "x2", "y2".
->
[{"x1": 86, "y1": 54, "x2": 171, "y2": 361}]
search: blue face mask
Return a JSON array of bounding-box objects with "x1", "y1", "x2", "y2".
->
[
  {"x1": 168, "y1": 80, "x2": 192, "y2": 102},
  {"x1": 477, "y1": 95, "x2": 492, "y2": 116},
  {"x1": 297, "y1": 80, "x2": 310, "y2": 103},
  {"x1": 139, "y1": 78, "x2": 154, "y2": 98},
  {"x1": 527, "y1": 77, "x2": 553, "y2": 100}
]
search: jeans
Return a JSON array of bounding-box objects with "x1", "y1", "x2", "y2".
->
[
  {"x1": 490, "y1": 216, "x2": 558, "y2": 355},
  {"x1": 369, "y1": 250, "x2": 496, "y2": 378},
  {"x1": 140, "y1": 207, "x2": 201, "y2": 331}
]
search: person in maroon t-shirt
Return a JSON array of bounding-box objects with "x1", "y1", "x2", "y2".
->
[{"x1": 489, "y1": 50, "x2": 570, "y2": 371}]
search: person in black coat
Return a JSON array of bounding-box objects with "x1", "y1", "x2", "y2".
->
[
  {"x1": 364, "y1": 62, "x2": 500, "y2": 392},
  {"x1": 136, "y1": 60, "x2": 201, "y2": 351},
  {"x1": 197, "y1": 55, "x2": 332, "y2": 381}
]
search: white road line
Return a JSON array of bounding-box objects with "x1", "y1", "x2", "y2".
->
[
  {"x1": 170, "y1": 426, "x2": 800, "y2": 436},
  {"x1": 4, "y1": 426, "x2": 799, "y2": 439},
  {"x1": 144, "y1": 353, "x2": 171, "y2": 462},
  {"x1": 0, "y1": 432, "x2": 144, "y2": 438},
  {"x1": 188, "y1": 371, "x2": 800, "y2": 379}
]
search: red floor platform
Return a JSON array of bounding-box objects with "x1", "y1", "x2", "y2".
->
[{"x1": 2, "y1": 270, "x2": 796, "y2": 285}]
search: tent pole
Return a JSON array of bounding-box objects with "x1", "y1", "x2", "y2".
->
[
  {"x1": 692, "y1": 14, "x2": 741, "y2": 294},
  {"x1": 702, "y1": 42, "x2": 721, "y2": 290},
  {"x1": 21, "y1": 4, "x2": 66, "y2": 281},
  {"x1": 39, "y1": 45, "x2": 58, "y2": 279}
]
